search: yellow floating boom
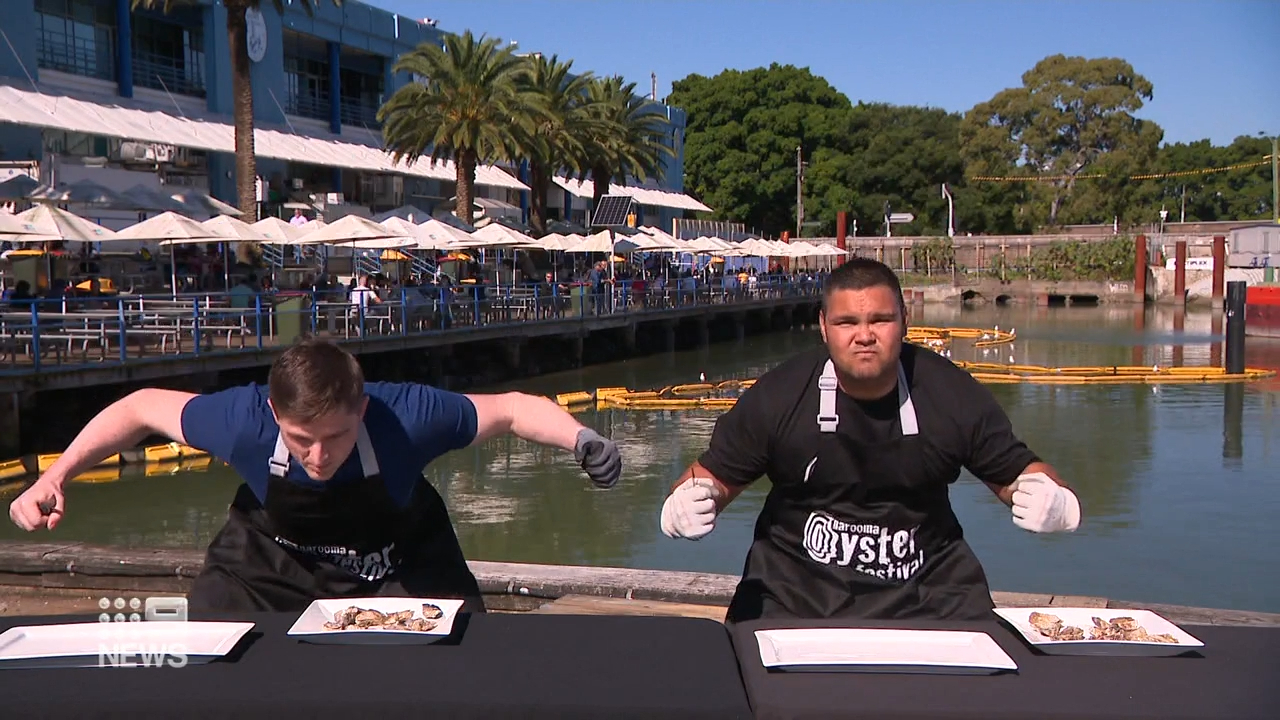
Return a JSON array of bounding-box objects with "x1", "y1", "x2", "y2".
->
[{"x1": 561, "y1": 326, "x2": 1274, "y2": 411}]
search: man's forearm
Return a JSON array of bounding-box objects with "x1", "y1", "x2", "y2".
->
[
  {"x1": 43, "y1": 393, "x2": 169, "y2": 487},
  {"x1": 507, "y1": 393, "x2": 589, "y2": 452},
  {"x1": 985, "y1": 461, "x2": 1068, "y2": 506},
  {"x1": 671, "y1": 461, "x2": 747, "y2": 512}
]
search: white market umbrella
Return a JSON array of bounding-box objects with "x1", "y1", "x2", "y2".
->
[
  {"x1": 564, "y1": 229, "x2": 641, "y2": 254},
  {"x1": 419, "y1": 218, "x2": 472, "y2": 250},
  {"x1": 252, "y1": 216, "x2": 311, "y2": 244},
  {"x1": 116, "y1": 211, "x2": 232, "y2": 295},
  {"x1": 297, "y1": 214, "x2": 415, "y2": 250},
  {"x1": 2, "y1": 205, "x2": 117, "y2": 243}
]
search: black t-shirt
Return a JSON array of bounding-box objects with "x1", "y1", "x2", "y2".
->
[{"x1": 699, "y1": 343, "x2": 1038, "y2": 490}]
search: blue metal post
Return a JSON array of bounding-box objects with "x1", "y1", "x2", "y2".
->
[
  {"x1": 117, "y1": 298, "x2": 127, "y2": 364},
  {"x1": 400, "y1": 288, "x2": 407, "y2": 336},
  {"x1": 309, "y1": 291, "x2": 318, "y2": 337},
  {"x1": 29, "y1": 303, "x2": 40, "y2": 373},
  {"x1": 328, "y1": 41, "x2": 342, "y2": 134},
  {"x1": 254, "y1": 294, "x2": 263, "y2": 349},
  {"x1": 191, "y1": 298, "x2": 201, "y2": 355},
  {"x1": 116, "y1": 0, "x2": 133, "y2": 98}
]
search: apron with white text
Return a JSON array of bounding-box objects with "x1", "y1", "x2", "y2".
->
[
  {"x1": 726, "y1": 359, "x2": 994, "y2": 622},
  {"x1": 189, "y1": 423, "x2": 484, "y2": 614}
]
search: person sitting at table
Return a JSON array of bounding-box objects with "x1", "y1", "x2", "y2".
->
[
  {"x1": 8, "y1": 338, "x2": 623, "y2": 613},
  {"x1": 657, "y1": 258, "x2": 1083, "y2": 623}
]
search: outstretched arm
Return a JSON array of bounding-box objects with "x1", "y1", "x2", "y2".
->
[
  {"x1": 466, "y1": 392, "x2": 621, "y2": 488},
  {"x1": 466, "y1": 392, "x2": 587, "y2": 451},
  {"x1": 10, "y1": 389, "x2": 194, "y2": 530}
]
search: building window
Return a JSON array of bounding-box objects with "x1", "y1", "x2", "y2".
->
[
  {"x1": 34, "y1": 0, "x2": 117, "y2": 81},
  {"x1": 132, "y1": 15, "x2": 205, "y2": 97},
  {"x1": 338, "y1": 67, "x2": 383, "y2": 128},
  {"x1": 283, "y1": 31, "x2": 330, "y2": 121}
]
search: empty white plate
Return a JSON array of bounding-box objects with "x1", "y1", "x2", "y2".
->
[
  {"x1": 0, "y1": 620, "x2": 255, "y2": 669},
  {"x1": 287, "y1": 597, "x2": 466, "y2": 645},
  {"x1": 994, "y1": 608, "x2": 1203, "y2": 657},
  {"x1": 754, "y1": 627, "x2": 1018, "y2": 674}
]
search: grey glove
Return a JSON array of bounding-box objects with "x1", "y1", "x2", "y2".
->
[{"x1": 574, "y1": 428, "x2": 621, "y2": 489}]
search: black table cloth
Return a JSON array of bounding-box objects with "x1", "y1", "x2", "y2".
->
[
  {"x1": 728, "y1": 618, "x2": 1280, "y2": 720},
  {"x1": 0, "y1": 612, "x2": 752, "y2": 720}
]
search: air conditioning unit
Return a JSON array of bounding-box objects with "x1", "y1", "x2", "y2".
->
[{"x1": 116, "y1": 142, "x2": 175, "y2": 164}]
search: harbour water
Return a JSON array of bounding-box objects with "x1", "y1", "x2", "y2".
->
[{"x1": 2, "y1": 303, "x2": 1278, "y2": 614}]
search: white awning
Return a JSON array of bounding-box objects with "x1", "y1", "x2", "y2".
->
[
  {"x1": 553, "y1": 176, "x2": 711, "y2": 212},
  {"x1": 0, "y1": 82, "x2": 527, "y2": 191}
]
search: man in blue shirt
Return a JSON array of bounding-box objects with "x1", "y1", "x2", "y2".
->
[{"x1": 9, "y1": 339, "x2": 622, "y2": 613}]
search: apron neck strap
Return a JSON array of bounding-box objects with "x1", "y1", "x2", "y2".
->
[
  {"x1": 268, "y1": 422, "x2": 381, "y2": 478},
  {"x1": 817, "y1": 359, "x2": 919, "y2": 436}
]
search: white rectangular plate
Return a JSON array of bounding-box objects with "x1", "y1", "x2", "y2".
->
[
  {"x1": 993, "y1": 608, "x2": 1204, "y2": 657},
  {"x1": 287, "y1": 597, "x2": 466, "y2": 645},
  {"x1": 0, "y1": 621, "x2": 255, "y2": 670},
  {"x1": 754, "y1": 628, "x2": 1018, "y2": 674}
]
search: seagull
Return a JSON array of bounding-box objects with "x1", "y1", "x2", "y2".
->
[{"x1": 699, "y1": 372, "x2": 706, "y2": 382}]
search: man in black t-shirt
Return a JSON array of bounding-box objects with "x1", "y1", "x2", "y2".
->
[{"x1": 659, "y1": 258, "x2": 1083, "y2": 622}]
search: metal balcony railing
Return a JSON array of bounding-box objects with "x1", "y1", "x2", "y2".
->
[
  {"x1": 36, "y1": 27, "x2": 115, "y2": 81},
  {"x1": 285, "y1": 92, "x2": 329, "y2": 122},
  {"x1": 132, "y1": 49, "x2": 206, "y2": 98},
  {"x1": 339, "y1": 98, "x2": 380, "y2": 128}
]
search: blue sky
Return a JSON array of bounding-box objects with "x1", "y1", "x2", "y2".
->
[{"x1": 369, "y1": 0, "x2": 1277, "y2": 147}]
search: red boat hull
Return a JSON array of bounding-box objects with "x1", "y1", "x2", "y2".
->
[{"x1": 1246, "y1": 286, "x2": 1280, "y2": 338}]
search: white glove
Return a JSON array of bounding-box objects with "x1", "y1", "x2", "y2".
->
[
  {"x1": 660, "y1": 477, "x2": 720, "y2": 540},
  {"x1": 1011, "y1": 472, "x2": 1081, "y2": 533}
]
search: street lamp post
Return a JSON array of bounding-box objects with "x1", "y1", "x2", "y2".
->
[
  {"x1": 941, "y1": 184, "x2": 955, "y2": 238},
  {"x1": 1272, "y1": 134, "x2": 1278, "y2": 224},
  {"x1": 1262, "y1": 131, "x2": 1278, "y2": 224}
]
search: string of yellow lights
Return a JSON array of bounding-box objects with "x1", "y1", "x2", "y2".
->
[{"x1": 970, "y1": 156, "x2": 1273, "y2": 183}]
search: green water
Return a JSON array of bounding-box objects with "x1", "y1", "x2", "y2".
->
[{"x1": 3, "y1": 304, "x2": 1278, "y2": 614}]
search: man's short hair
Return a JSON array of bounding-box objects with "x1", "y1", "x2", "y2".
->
[
  {"x1": 268, "y1": 338, "x2": 365, "y2": 421},
  {"x1": 821, "y1": 258, "x2": 906, "y2": 316}
]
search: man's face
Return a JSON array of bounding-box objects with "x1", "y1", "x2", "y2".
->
[
  {"x1": 270, "y1": 398, "x2": 368, "y2": 480},
  {"x1": 819, "y1": 285, "x2": 905, "y2": 383}
]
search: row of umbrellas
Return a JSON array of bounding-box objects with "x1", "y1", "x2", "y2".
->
[{"x1": 0, "y1": 204, "x2": 848, "y2": 261}]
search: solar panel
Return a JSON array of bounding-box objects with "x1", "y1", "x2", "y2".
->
[{"x1": 591, "y1": 195, "x2": 634, "y2": 228}]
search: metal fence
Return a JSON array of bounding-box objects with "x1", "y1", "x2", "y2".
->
[{"x1": 0, "y1": 276, "x2": 821, "y2": 375}]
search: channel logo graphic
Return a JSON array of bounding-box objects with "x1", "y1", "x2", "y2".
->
[
  {"x1": 94, "y1": 596, "x2": 191, "y2": 668},
  {"x1": 96, "y1": 596, "x2": 188, "y2": 623}
]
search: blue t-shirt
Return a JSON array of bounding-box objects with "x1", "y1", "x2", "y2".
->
[{"x1": 180, "y1": 382, "x2": 478, "y2": 508}]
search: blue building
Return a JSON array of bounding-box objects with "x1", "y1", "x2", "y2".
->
[{"x1": 0, "y1": 0, "x2": 704, "y2": 230}]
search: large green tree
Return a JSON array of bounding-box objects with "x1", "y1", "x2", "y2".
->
[
  {"x1": 1137, "y1": 135, "x2": 1275, "y2": 222},
  {"x1": 378, "y1": 31, "x2": 542, "y2": 225},
  {"x1": 960, "y1": 55, "x2": 1161, "y2": 226},
  {"x1": 670, "y1": 64, "x2": 851, "y2": 236},
  {"x1": 805, "y1": 103, "x2": 967, "y2": 237},
  {"x1": 132, "y1": 0, "x2": 340, "y2": 220}
]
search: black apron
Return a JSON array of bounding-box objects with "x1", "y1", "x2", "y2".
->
[
  {"x1": 189, "y1": 423, "x2": 484, "y2": 614},
  {"x1": 725, "y1": 358, "x2": 995, "y2": 623}
]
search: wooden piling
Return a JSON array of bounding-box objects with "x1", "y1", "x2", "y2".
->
[{"x1": 1134, "y1": 234, "x2": 1148, "y2": 303}]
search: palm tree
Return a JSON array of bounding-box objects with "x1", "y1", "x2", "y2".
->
[
  {"x1": 576, "y1": 76, "x2": 675, "y2": 214},
  {"x1": 517, "y1": 55, "x2": 596, "y2": 234},
  {"x1": 379, "y1": 31, "x2": 541, "y2": 225},
  {"x1": 131, "y1": 1, "x2": 338, "y2": 220}
]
